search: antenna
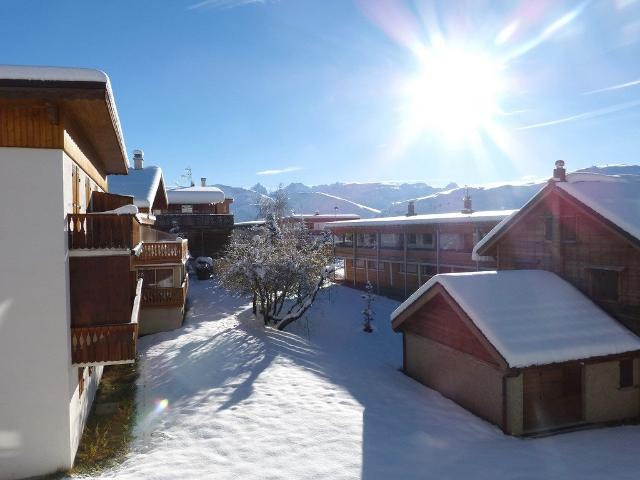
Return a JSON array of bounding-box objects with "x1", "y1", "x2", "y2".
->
[{"x1": 181, "y1": 167, "x2": 193, "y2": 187}]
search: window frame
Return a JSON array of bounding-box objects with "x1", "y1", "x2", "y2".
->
[{"x1": 619, "y1": 358, "x2": 634, "y2": 389}]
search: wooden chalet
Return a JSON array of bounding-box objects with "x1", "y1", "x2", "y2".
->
[
  {"x1": 474, "y1": 161, "x2": 640, "y2": 335},
  {"x1": 392, "y1": 270, "x2": 640, "y2": 435},
  {"x1": 155, "y1": 177, "x2": 234, "y2": 257},
  {"x1": 326, "y1": 199, "x2": 516, "y2": 299},
  {"x1": 0, "y1": 65, "x2": 143, "y2": 478}
]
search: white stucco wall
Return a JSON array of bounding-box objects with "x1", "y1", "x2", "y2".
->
[
  {"x1": 0, "y1": 148, "x2": 74, "y2": 479},
  {"x1": 0, "y1": 149, "x2": 106, "y2": 479}
]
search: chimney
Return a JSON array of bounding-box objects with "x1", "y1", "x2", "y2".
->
[
  {"x1": 461, "y1": 187, "x2": 474, "y2": 214},
  {"x1": 407, "y1": 200, "x2": 416, "y2": 217},
  {"x1": 133, "y1": 149, "x2": 144, "y2": 170},
  {"x1": 553, "y1": 160, "x2": 566, "y2": 182},
  {"x1": 200, "y1": 177, "x2": 207, "y2": 187}
]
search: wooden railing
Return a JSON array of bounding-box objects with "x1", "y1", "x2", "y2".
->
[
  {"x1": 141, "y1": 278, "x2": 188, "y2": 308},
  {"x1": 67, "y1": 213, "x2": 141, "y2": 250},
  {"x1": 154, "y1": 213, "x2": 234, "y2": 229},
  {"x1": 71, "y1": 278, "x2": 142, "y2": 366},
  {"x1": 135, "y1": 240, "x2": 188, "y2": 265}
]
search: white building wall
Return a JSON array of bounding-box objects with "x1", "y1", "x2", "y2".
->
[{"x1": 0, "y1": 148, "x2": 74, "y2": 479}]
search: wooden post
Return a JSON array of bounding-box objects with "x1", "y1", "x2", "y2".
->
[{"x1": 352, "y1": 231, "x2": 357, "y2": 288}]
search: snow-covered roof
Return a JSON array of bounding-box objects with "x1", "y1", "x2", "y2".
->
[
  {"x1": 325, "y1": 209, "x2": 517, "y2": 229},
  {"x1": 0, "y1": 65, "x2": 128, "y2": 172},
  {"x1": 392, "y1": 270, "x2": 640, "y2": 368},
  {"x1": 108, "y1": 166, "x2": 166, "y2": 209},
  {"x1": 473, "y1": 172, "x2": 640, "y2": 261},
  {"x1": 167, "y1": 186, "x2": 226, "y2": 205},
  {"x1": 557, "y1": 172, "x2": 640, "y2": 241},
  {"x1": 0, "y1": 65, "x2": 108, "y2": 83}
]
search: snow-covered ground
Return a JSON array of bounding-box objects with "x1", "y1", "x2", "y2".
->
[{"x1": 87, "y1": 280, "x2": 640, "y2": 480}]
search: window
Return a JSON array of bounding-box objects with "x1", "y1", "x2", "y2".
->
[
  {"x1": 620, "y1": 359, "x2": 634, "y2": 388},
  {"x1": 181, "y1": 204, "x2": 193, "y2": 213},
  {"x1": 561, "y1": 216, "x2": 577, "y2": 242},
  {"x1": 420, "y1": 265, "x2": 437, "y2": 276},
  {"x1": 381, "y1": 233, "x2": 400, "y2": 247},
  {"x1": 141, "y1": 268, "x2": 174, "y2": 288},
  {"x1": 355, "y1": 259, "x2": 366, "y2": 269},
  {"x1": 421, "y1": 233, "x2": 434, "y2": 247},
  {"x1": 544, "y1": 216, "x2": 553, "y2": 241},
  {"x1": 367, "y1": 260, "x2": 377, "y2": 270},
  {"x1": 400, "y1": 263, "x2": 418, "y2": 274},
  {"x1": 407, "y1": 233, "x2": 417, "y2": 245},
  {"x1": 439, "y1": 233, "x2": 464, "y2": 251},
  {"x1": 591, "y1": 268, "x2": 619, "y2": 302}
]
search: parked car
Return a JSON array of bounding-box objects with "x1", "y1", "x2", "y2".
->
[{"x1": 195, "y1": 256, "x2": 214, "y2": 280}]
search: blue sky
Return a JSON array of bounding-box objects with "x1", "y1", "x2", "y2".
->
[{"x1": 2, "y1": 0, "x2": 640, "y2": 188}]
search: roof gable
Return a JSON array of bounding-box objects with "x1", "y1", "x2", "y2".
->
[
  {"x1": 474, "y1": 173, "x2": 640, "y2": 259},
  {"x1": 108, "y1": 166, "x2": 167, "y2": 209}
]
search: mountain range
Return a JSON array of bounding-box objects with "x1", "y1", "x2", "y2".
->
[{"x1": 218, "y1": 165, "x2": 640, "y2": 222}]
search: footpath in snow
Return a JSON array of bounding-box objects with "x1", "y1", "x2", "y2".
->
[{"x1": 87, "y1": 279, "x2": 640, "y2": 480}]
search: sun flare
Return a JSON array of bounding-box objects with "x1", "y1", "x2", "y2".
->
[{"x1": 401, "y1": 48, "x2": 505, "y2": 144}]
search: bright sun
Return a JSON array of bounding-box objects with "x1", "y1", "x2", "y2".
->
[{"x1": 401, "y1": 48, "x2": 505, "y2": 144}]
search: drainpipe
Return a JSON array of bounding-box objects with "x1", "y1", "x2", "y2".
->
[
  {"x1": 403, "y1": 228, "x2": 408, "y2": 299},
  {"x1": 436, "y1": 225, "x2": 441, "y2": 274},
  {"x1": 376, "y1": 232, "x2": 380, "y2": 294},
  {"x1": 353, "y1": 231, "x2": 357, "y2": 288}
]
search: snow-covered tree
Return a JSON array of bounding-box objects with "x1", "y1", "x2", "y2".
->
[
  {"x1": 216, "y1": 215, "x2": 333, "y2": 330},
  {"x1": 257, "y1": 184, "x2": 290, "y2": 220},
  {"x1": 361, "y1": 281, "x2": 375, "y2": 333}
]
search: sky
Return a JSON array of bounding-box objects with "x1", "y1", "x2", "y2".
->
[{"x1": 2, "y1": 0, "x2": 640, "y2": 189}]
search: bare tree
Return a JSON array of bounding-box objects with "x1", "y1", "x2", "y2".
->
[
  {"x1": 216, "y1": 216, "x2": 332, "y2": 331},
  {"x1": 257, "y1": 184, "x2": 290, "y2": 220}
]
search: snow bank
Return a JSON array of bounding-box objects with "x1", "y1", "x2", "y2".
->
[{"x1": 392, "y1": 270, "x2": 640, "y2": 368}]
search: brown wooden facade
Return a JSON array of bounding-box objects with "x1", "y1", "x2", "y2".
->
[
  {"x1": 476, "y1": 182, "x2": 640, "y2": 335},
  {"x1": 329, "y1": 218, "x2": 504, "y2": 299}
]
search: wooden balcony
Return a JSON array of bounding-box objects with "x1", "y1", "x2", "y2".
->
[
  {"x1": 68, "y1": 213, "x2": 141, "y2": 250},
  {"x1": 71, "y1": 277, "x2": 142, "y2": 366},
  {"x1": 134, "y1": 240, "x2": 188, "y2": 266},
  {"x1": 154, "y1": 213, "x2": 234, "y2": 230},
  {"x1": 141, "y1": 277, "x2": 188, "y2": 308}
]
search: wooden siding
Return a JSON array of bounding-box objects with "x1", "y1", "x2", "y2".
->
[
  {"x1": 523, "y1": 364, "x2": 583, "y2": 432},
  {"x1": 71, "y1": 323, "x2": 137, "y2": 365},
  {"x1": 69, "y1": 256, "x2": 134, "y2": 327},
  {"x1": 68, "y1": 214, "x2": 141, "y2": 250},
  {"x1": 142, "y1": 278, "x2": 188, "y2": 308},
  {"x1": 134, "y1": 240, "x2": 188, "y2": 266},
  {"x1": 401, "y1": 293, "x2": 501, "y2": 367},
  {"x1": 89, "y1": 191, "x2": 135, "y2": 213},
  {"x1": 0, "y1": 102, "x2": 63, "y2": 148},
  {"x1": 495, "y1": 188, "x2": 640, "y2": 334}
]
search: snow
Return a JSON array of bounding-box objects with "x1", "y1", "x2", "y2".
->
[
  {"x1": 81, "y1": 280, "x2": 640, "y2": 480},
  {"x1": 558, "y1": 172, "x2": 640, "y2": 242},
  {"x1": 392, "y1": 270, "x2": 640, "y2": 368},
  {"x1": 326, "y1": 209, "x2": 518, "y2": 229},
  {"x1": 0, "y1": 64, "x2": 108, "y2": 83},
  {"x1": 108, "y1": 167, "x2": 165, "y2": 209},
  {"x1": 167, "y1": 185, "x2": 226, "y2": 205},
  {"x1": 314, "y1": 192, "x2": 382, "y2": 214},
  {"x1": 91, "y1": 204, "x2": 139, "y2": 215}
]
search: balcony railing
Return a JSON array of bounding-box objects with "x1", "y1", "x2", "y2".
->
[
  {"x1": 154, "y1": 213, "x2": 234, "y2": 229},
  {"x1": 71, "y1": 277, "x2": 142, "y2": 366},
  {"x1": 134, "y1": 240, "x2": 188, "y2": 265},
  {"x1": 68, "y1": 213, "x2": 141, "y2": 250},
  {"x1": 141, "y1": 278, "x2": 188, "y2": 308}
]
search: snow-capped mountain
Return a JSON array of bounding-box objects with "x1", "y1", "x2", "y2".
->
[{"x1": 220, "y1": 165, "x2": 640, "y2": 222}]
